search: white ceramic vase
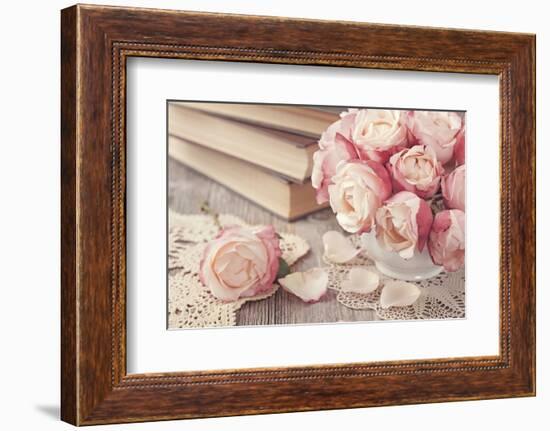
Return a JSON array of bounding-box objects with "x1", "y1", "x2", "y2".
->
[{"x1": 361, "y1": 231, "x2": 443, "y2": 281}]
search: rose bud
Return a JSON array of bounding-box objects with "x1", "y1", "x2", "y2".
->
[
  {"x1": 387, "y1": 145, "x2": 444, "y2": 198},
  {"x1": 428, "y1": 209, "x2": 466, "y2": 272},
  {"x1": 408, "y1": 111, "x2": 464, "y2": 164},
  {"x1": 312, "y1": 110, "x2": 359, "y2": 204},
  {"x1": 375, "y1": 191, "x2": 433, "y2": 259},
  {"x1": 441, "y1": 164, "x2": 466, "y2": 211},
  {"x1": 328, "y1": 160, "x2": 392, "y2": 234},
  {"x1": 200, "y1": 225, "x2": 281, "y2": 302},
  {"x1": 350, "y1": 109, "x2": 410, "y2": 163}
]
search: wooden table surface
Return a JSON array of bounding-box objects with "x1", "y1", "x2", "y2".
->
[{"x1": 168, "y1": 158, "x2": 379, "y2": 326}]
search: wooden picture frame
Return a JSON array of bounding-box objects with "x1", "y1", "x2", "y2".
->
[{"x1": 61, "y1": 4, "x2": 536, "y2": 425}]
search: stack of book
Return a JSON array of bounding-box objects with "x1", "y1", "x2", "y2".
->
[{"x1": 168, "y1": 102, "x2": 341, "y2": 220}]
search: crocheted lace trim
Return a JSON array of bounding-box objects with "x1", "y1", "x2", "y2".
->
[{"x1": 326, "y1": 237, "x2": 465, "y2": 320}]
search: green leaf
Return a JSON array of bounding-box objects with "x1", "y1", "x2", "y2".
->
[{"x1": 276, "y1": 257, "x2": 291, "y2": 279}]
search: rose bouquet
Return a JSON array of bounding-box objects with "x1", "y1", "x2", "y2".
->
[
  {"x1": 312, "y1": 108, "x2": 466, "y2": 279},
  {"x1": 197, "y1": 108, "x2": 465, "y2": 308}
]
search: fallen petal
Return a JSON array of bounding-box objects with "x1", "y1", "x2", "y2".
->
[
  {"x1": 278, "y1": 268, "x2": 328, "y2": 303},
  {"x1": 323, "y1": 231, "x2": 360, "y2": 263},
  {"x1": 379, "y1": 281, "x2": 421, "y2": 308},
  {"x1": 341, "y1": 267, "x2": 379, "y2": 294}
]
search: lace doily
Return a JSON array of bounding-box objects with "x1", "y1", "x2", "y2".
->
[
  {"x1": 168, "y1": 211, "x2": 310, "y2": 329},
  {"x1": 168, "y1": 211, "x2": 465, "y2": 328},
  {"x1": 326, "y1": 236, "x2": 465, "y2": 320}
]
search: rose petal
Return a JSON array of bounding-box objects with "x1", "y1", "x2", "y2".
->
[
  {"x1": 322, "y1": 231, "x2": 360, "y2": 263},
  {"x1": 379, "y1": 281, "x2": 421, "y2": 308},
  {"x1": 278, "y1": 268, "x2": 328, "y2": 303},
  {"x1": 341, "y1": 268, "x2": 379, "y2": 294}
]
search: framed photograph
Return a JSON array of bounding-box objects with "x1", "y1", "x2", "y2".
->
[
  {"x1": 61, "y1": 4, "x2": 536, "y2": 425},
  {"x1": 166, "y1": 101, "x2": 468, "y2": 330}
]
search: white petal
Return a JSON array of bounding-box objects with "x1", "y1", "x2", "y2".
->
[
  {"x1": 278, "y1": 268, "x2": 328, "y2": 303},
  {"x1": 341, "y1": 268, "x2": 379, "y2": 294},
  {"x1": 322, "y1": 231, "x2": 360, "y2": 263},
  {"x1": 379, "y1": 281, "x2": 421, "y2": 308}
]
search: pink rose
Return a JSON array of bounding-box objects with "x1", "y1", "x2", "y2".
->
[
  {"x1": 441, "y1": 164, "x2": 465, "y2": 211},
  {"x1": 408, "y1": 111, "x2": 464, "y2": 164},
  {"x1": 200, "y1": 225, "x2": 281, "y2": 302},
  {"x1": 428, "y1": 209, "x2": 465, "y2": 272},
  {"x1": 375, "y1": 191, "x2": 433, "y2": 259},
  {"x1": 453, "y1": 128, "x2": 465, "y2": 165},
  {"x1": 328, "y1": 160, "x2": 392, "y2": 234},
  {"x1": 350, "y1": 109, "x2": 410, "y2": 163},
  {"x1": 387, "y1": 145, "x2": 444, "y2": 198},
  {"x1": 311, "y1": 110, "x2": 359, "y2": 204}
]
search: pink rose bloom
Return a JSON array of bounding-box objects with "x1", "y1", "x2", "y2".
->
[
  {"x1": 387, "y1": 145, "x2": 444, "y2": 198},
  {"x1": 375, "y1": 191, "x2": 433, "y2": 259},
  {"x1": 328, "y1": 160, "x2": 392, "y2": 234},
  {"x1": 311, "y1": 110, "x2": 359, "y2": 204},
  {"x1": 350, "y1": 109, "x2": 410, "y2": 163},
  {"x1": 428, "y1": 209, "x2": 465, "y2": 272},
  {"x1": 200, "y1": 225, "x2": 281, "y2": 302},
  {"x1": 442, "y1": 164, "x2": 465, "y2": 211},
  {"x1": 408, "y1": 111, "x2": 464, "y2": 164},
  {"x1": 453, "y1": 128, "x2": 466, "y2": 165}
]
